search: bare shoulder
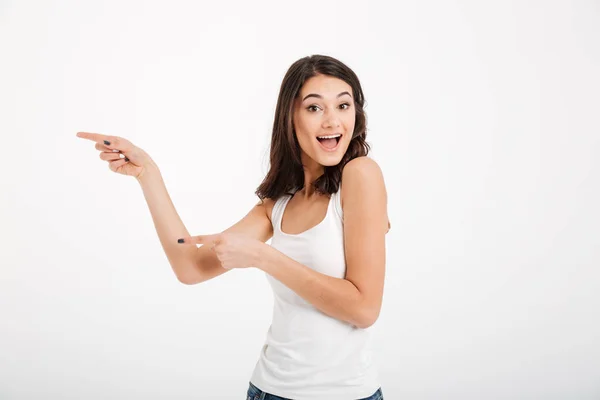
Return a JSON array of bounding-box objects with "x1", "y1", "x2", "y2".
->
[
  {"x1": 226, "y1": 196, "x2": 277, "y2": 242},
  {"x1": 342, "y1": 156, "x2": 384, "y2": 180},
  {"x1": 257, "y1": 197, "x2": 277, "y2": 224},
  {"x1": 341, "y1": 156, "x2": 391, "y2": 232},
  {"x1": 341, "y1": 156, "x2": 386, "y2": 204}
]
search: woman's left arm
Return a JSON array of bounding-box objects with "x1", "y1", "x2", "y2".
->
[{"x1": 256, "y1": 157, "x2": 389, "y2": 329}]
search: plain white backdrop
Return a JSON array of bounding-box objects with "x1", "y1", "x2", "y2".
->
[{"x1": 1, "y1": 0, "x2": 599, "y2": 399}]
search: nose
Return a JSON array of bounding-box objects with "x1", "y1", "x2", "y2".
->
[{"x1": 322, "y1": 111, "x2": 341, "y2": 129}]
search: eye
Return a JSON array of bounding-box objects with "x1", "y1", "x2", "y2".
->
[{"x1": 306, "y1": 103, "x2": 352, "y2": 112}]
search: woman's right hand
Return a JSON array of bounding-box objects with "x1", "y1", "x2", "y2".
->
[{"x1": 76, "y1": 131, "x2": 155, "y2": 179}]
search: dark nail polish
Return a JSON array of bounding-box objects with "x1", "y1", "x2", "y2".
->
[
  {"x1": 124, "y1": 157, "x2": 130, "y2": 162},
  {"x1": 104, "y1": 140, "x2": 111, "y2": 145},
  {"x1": 177, "y1": 238, "x2": 185, "y2": 243}
]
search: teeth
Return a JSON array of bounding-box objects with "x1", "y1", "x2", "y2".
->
[{"x1": 317, "y1": 134, "x2": 341, "y2": 139}]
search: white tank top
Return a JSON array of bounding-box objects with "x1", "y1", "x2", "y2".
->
[{"x1": 249, "y1": 185, "x2": 381, "y2": 399}]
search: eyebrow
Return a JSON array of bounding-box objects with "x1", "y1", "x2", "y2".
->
[{"x1": 302, "y1": 91, "x2": 352, "y2": 101}]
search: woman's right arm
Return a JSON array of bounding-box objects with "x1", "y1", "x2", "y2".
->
[
  {"x1": 75, "y1": 131, "x2": 273, "y2": 285},
  {"x1": 136, "y1": 162, "x2": 202, "y2": 284}
]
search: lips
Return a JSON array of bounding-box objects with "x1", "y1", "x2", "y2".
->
[
  {"x1": 316, "y1": 133, "x2": 343, "y2": 140},
  {"x1": 316, "y1": 134, "x2": 342, "y2": 144},
  {"x1": 316, "y1": 134, "x2": 342, "y2": 152}
]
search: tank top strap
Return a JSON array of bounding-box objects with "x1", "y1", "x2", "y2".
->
[
  {"x1": 333, "y1": 183, "x2": 344, "y2": 221},
  {"x1": 271, "y1": 193, "x2": 293, "y2": 230}
]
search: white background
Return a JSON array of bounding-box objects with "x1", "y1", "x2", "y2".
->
[{"x1": 1, "y1": 0, "x2": 599, "y2": 399}]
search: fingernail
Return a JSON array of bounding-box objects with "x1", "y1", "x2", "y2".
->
[
  {"x1": 104, "y1": 140, "x2": 111, "y2": 145},
  {"x1": 125, "y1": 157, "x2": 130, "y2": 162},
  {"x1": 112, "y1": 149, "x2": 120, "y2": 152},
  {"x1": 177, "y1": 238, "x2": 185, "y2": 243}
]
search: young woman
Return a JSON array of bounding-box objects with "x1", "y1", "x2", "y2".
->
[{"x1": 77, "y1": 54, "x2": 389, "y2": 400}]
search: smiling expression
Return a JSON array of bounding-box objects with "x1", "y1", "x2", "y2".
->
[{"x1": 292, "y1": 74, "x2": 356, "y2": 168}]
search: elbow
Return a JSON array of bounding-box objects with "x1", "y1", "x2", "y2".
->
[
  {"x1": 354, "y1": 306, "x2": 380, "y2": 329},
  {"x1": 175, "y1": 271, "x2": 202, "y2": 285},
  {"x1": 177, "y1": 276, "x2": 194, "y2": 285},
  {"x1": 176, "y1": 273, "x2": 191, "y2": 285},
  {"x1": 172, "y1": 261, "x2": 205, "y2": 285},
  {"x1": 356, "y1": 315, "x2": 378, "y2": 329},
  {"x1": 177, "y1": 275, "x2": 203, "y2": 285}
]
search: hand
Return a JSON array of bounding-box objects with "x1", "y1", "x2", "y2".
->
[
  {"x1": 177, "y1": 232, "x2": 264, "y2": 270},
  {"x1": 76, "y1": 131, "x2": 155, "y2": 179}
]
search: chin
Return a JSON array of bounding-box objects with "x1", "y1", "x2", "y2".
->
[
  {"x1": 301, "y1": 140, "x2": 347, "y2": 167},
  {"x1": 316, "y1": 150, "x2": 346, "y2": 167}
]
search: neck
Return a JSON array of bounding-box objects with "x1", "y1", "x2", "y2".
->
[{"x1": 300, "y1": 169, "x2": 325, "y2": 200}]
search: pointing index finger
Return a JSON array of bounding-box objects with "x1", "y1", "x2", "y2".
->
[
  {"x1": 177, "y1": 234, "x2": 221, "y2": 245},
  {"x1": 76, "y1": 132, "x2": 127, "y2": 151},
  {"x1": 76, "y1": 132, "x2": 110, "y2": 144}
]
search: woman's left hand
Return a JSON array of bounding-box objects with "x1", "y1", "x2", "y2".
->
[{"x1": 177, "y1": 232, "x2": 264, "y2": 270}]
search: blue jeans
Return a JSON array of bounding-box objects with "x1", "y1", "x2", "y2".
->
[{"x1": 246, "y1": 381, "x2": 384, "y2": 400}]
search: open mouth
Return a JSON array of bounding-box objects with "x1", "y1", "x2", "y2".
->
[{"x1": 316, "y1": 134, "x2": 342, "y2": 151}]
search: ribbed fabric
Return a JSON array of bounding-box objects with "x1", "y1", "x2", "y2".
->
[{"x1": 249, "y1": 185, "x2": 381, "y2": 400}]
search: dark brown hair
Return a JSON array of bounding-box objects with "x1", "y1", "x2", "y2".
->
[{"x1": 255, "y1": 54, "x2": 370, "y2": 202}]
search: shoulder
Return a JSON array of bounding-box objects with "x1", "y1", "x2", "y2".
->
[
  {"x1": 342, "y1": 156, "x2": 384, "y2": 180},
  {"x1": 340, "y1": 156, "x2": 390, "y2": 232},
  {"x1": 257, "y1": 197, "x2": 278, "y2": 224},
  {"x1": 340, "y1": 156, "x2": 386, "y2": 202}
]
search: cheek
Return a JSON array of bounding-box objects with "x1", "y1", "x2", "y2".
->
[
  {"x1": 343, "y1": 113, "x2": 356, "y2": 128},
  {"x1": 294, "y1": 119, "x2": 317, "y2": 145},
  {"x1": 297, "y1": 132, "x2": 315, "y2": 150},
  {"x1": 296, "y1": 114, "x2": 316, "y2": 132}
]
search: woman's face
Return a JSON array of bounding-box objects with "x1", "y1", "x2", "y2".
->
[{"x1": 292, "y1": 74, "x2": 356, "y2": 168}]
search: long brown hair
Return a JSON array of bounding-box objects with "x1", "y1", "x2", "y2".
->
[{"x1": 255, "y1": 54, "x2": 370, "y2": 201}]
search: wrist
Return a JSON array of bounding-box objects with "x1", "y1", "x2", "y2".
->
[
  {"x1": 253, "y1": 241, "x2": 270, "y2": 271},
  {"x1": 136, "y1": 162, "x2": 161, "y2": 185}
]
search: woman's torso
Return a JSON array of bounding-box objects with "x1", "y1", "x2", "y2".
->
[{"x1": 249, "y1": 185, "x2": 381, "y2": 400}]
